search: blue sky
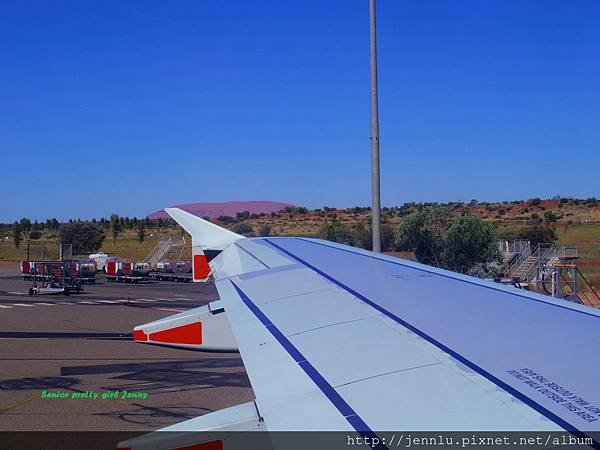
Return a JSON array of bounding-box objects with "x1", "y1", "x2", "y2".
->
[{"x1": 1, "y1": 1, "x2": 599, "y2": 221}]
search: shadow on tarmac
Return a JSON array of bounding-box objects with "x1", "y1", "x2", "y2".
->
[
  {"x1": 62, "y1": 358, "x2": 251, "y2": 394},
  {"x1": 93, "y1": 404, "x2": 214, "y2": 426},
  {"x1": 0, "y1": 332, "x2": 130, "y2": 339},
  {"x1": 0, "y1": 376, "x2": 80, "y2": 391}
]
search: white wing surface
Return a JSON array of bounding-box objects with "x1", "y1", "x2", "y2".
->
[{"x1": 119, "y1": 209, "x2": 600, "y2": 449}]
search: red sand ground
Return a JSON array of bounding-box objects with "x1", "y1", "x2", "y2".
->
[{"x1": 148, "y1": 200, "x2": 294, "y2": 219}]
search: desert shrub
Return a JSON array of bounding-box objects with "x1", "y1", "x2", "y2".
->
[
  {"x1": 28, "y1": 230, "x2": 42, "y2": 240},
  {"x1": 231, "y1": 223, "x2": 254, "y2": 236}
]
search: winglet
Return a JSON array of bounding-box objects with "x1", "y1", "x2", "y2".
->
[
  {"x1": 165, "y1": 208, "x2": 241, "y2": 248},
  {"x1": 165, "y1": 208, "x2": 242, "y2": 282}
]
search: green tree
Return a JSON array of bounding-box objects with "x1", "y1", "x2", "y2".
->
[
  {"x1": 395, "y1": 206, "x2": 452, "y2": 267},
  {"x1": 110, "y1": 214, "x2": 121, "y2": 245},
  {"x1": 12, "y1": 222, "x2": 22, "y2": 248},
  {"x1": 231, "y1": 223, "x2": 254, "y2": 236},
  {"x1": 19, "y1": 218, "x2": 31, "y2": 232},
  {"x1": 352, "y1": 223, "x2": 372, "y2": 250},
  {"x1": 543, "y1": 211, "x2": 557, "y2": 223},
  {"x1": 218, "y1": 215, "x2": 235, "y2": 225},
  {"x1": 259, "y1": 225, "x2": 271, "y2": 237},
  {"x1": 58, "y1": 222, "x2": 105, "y2": 254},
  {"x1": 236, "y1": 211, "x2": 250, "y2": 221},
  {"x1": 28, "y1": 230, "x2": 42, "y2": 240},
  {"x1": 518, "y1": 224, "x2": 557, "y2": 246},
  {"x1": 381, "y1": 224, "x2": 395, "y2": 252},
  {"x1": 49, "y1": 218, "x2": 59, "y2": 231},
  {"x1": 319, "y1": 218, "x2": 353, "y2": 245},
  {"x1": 137, "y1": 222, "x2": 145, "y2": 243},
  {"x1": 443, "y1": 215, "x2": 500, "y2": 274}
]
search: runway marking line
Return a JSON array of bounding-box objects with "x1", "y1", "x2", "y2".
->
[
  {"x1": 12, "y1": 303, "x2": 34, "y2": 307},
  {"x1": 0, "y1": 305, "x2": 13, "y2": 309},
  {"x1": 35, "y1": 303, "x2": 54, "y2": 306},
  {"x1": 0, "y1": 394, "x2": 39, "y2": 415}
]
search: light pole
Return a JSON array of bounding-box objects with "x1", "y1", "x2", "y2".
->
[{"x1": 369, "y1": 0, "x2": 382, "y2": 252}]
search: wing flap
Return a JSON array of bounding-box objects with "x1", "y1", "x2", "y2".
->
[
  {"x1": 336, "y1": 363, "x2": 556, "y2": 431},
  {"x1": 116, "y1": 401, "x2": 266, "y2": 450}
]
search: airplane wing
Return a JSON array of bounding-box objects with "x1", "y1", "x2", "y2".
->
[{"x1": 119, "y1": 209, "x2": 600, "y2": 449}]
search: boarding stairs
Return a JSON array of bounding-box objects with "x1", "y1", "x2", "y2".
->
[
  {"x1": 508, "y1": 244, "x2": 552, "y2": 282},
  {"x1": 503, "y1": 240, "x2": 600, "y2": 308},
  {"x1": 507, "y1": 243, "x2": 578, "y2": 284},
  {"x1": 502, "y1": 240, "x2": 530, "y2": 276},
  {"x1": 143, "y1": 237, "x2": 185, "y2": 266},
  {"x1": 512, "y1": 255, "x2": 539, "y2": 281}
]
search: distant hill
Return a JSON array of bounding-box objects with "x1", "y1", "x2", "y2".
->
[{"x1": 148, "y1": 200, "x2": 295, "y2": 219}]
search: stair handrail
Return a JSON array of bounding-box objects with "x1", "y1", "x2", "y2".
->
[
  {"x1": 520, "y1": 244, "x2": 556, "y2": 282},
  {"x1": 556, "y1": 246, "x2": 578, "y2": 260},
  {"x1": 509, "y1": 244, "x2": 542, "y2": 278},
  {"x1": 507, "y1": 241, "x2": 532, "y2": 276},
  {"x1": 508, "y1": 240, "x2": 531, "y2": 254},
  {"x1": 144, "y1": 237, "x2": 173, "y2": 263}
]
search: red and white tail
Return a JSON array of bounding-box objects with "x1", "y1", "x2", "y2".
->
[{"x1": 165, "y1": 208, "x2": 242, "y2": 282}]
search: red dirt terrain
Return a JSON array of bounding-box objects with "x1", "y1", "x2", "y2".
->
[{"x1": 148, "y1": 200, "x2": 294, "y2": 219}]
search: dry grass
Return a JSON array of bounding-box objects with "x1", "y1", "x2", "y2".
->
[
  {"x1": 556, "y1": 223, "x2": 600, "y2": 282},
  {"x1": 0, "y1": 228, "x2": 191, "y2": 263},
  {"x1": 1, "y1": 200, "x2": 599, "y2": 268}
]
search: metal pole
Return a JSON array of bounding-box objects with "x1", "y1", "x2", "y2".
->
[{"x1": 369, "y1": 0, "x2": 382, "y2": 252}]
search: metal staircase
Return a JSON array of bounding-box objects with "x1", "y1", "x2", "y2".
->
[
  {"x1": 507, "y1": 243, "x2": 578, "y2": 284},
  {"x1": 512, "y1": 255, "x2": 538, "y2": 280},
  {"x1": 502, "y1": 240, "x2": 599, "y2": 309},
  {"x1": 503, "y1": 240, "x2": 530, "y2": 277},
  {"x1": 509, "y1": 244, "x2": 551, "y2": 282},
  {"x1": 143, "y1": 237, "x2": 185, "y2": 266}
]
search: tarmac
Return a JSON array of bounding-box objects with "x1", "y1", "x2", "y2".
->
[{"x1": 0, "y1": 263, "x2": 254, "y2": 435}]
